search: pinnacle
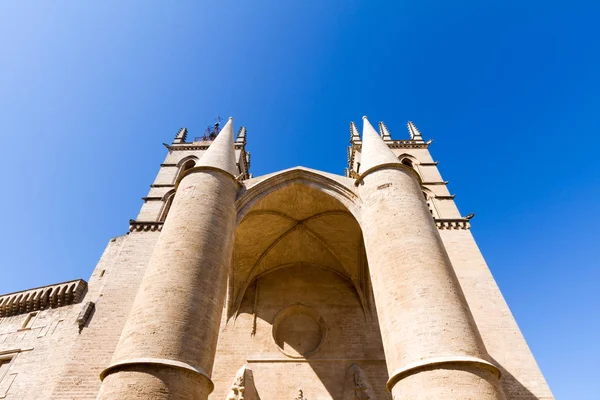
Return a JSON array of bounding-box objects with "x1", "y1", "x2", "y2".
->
[{"x1": 407, "y1": 121, "x2": 424, "y2": 141}]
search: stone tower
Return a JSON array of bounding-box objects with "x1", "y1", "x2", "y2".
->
[{"x1": 0, "y1": 117, "x2": 554, "y2": 400}]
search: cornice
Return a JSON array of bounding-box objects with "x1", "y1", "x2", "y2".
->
[
  {"x1": 435, "y1": 218, "x2": 470, "y2": 230},
  {"x1": 129, "y1": 220, "x2": 163, "y2": 232},
  {"x1": 167, "y1": 142, "x2": 246, "y2": 152},
  {"x1": 128, "y1": 217, "x2": 470, "y2": 234},
  {"x1": 0, "y1": 279, "x2": 87, "y2": 317},
  {"x1": 422, "y1": 181, "x2": 448, "y2": 185},
  {"x1": 350, "y1": 141, "x2": 430, "y2": 150},
  {"x1": 388, "y1": 140, "x2": 430, "y2": 149}
]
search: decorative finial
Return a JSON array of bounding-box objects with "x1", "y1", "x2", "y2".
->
[
  {"x1": 379, "y1": 121, "x2": 392, "y2": 140},
  {"x1": 173, "y1": 127, "x2": 188, "y2": 144},
  {"x1": 407, "y1": 121, "x2": 424, "y2": 142}
]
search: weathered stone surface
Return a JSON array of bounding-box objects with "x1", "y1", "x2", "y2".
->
[{"x1": 0, "y1": 118, "x2": 553, "y2": 400}]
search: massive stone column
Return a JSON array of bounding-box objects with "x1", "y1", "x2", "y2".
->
[
  {"x1": 97, "y1": 118, "x2": 240, "y2": 400},
  {"x1": 357, "y1": 117, "x2": 505, "y2": 399}
]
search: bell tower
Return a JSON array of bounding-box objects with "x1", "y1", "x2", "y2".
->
[{"x1": 133, "y1": 118, "x2": 250, "y2": 228}]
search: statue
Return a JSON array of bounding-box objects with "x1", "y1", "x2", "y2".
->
[
  {"x1": 225, "y1": 365, "x2": 260, "y2": 400},
  {"x1": 343, "y1": 364, "x2": 375, "y2": 400}
]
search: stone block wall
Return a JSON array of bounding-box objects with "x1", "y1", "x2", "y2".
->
[
  {"x1": 440, "y1": 229, "x2": 554, "y2": 399},
  {"x1": 0, "y1": 279, "x2": 86, "y2": 399},
  {"x1": 210, "y1": 264, "x2": 390, "y2": 400}
]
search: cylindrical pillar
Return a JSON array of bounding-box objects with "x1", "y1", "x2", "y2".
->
[
  {"x1": 97, "y1": 168, "x2": 238, "y2": 400},
  {"x1": 358, "y1": 166, "x2": 505, "y2": 400}
]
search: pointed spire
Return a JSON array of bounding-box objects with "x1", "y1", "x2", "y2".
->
[
  {"x1": 407, "y1": 121, "x2": 424, "y2": 142},
  {"x1": 360, "y1": 116, "x2": 401, "y2": 172},
  {"x1": 236, "y1": 126, "x2": 247, "y2": 144},
  {"x1": 197, "y1": 117, "x2": 238, "y2": 176},
  {"x1": 349, "y1": 121, "x2": 361, "y2": 143},
  {"x1": 173, "y1": 127, "x2": 187, "y2": 144},
  {"x1": 379, "y1": 121, "x2": 392, "y2": 141}
]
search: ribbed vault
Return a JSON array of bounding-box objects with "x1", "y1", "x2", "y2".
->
[{"x1": 230, "y1": 182, "x2": 369, "y2": 319}]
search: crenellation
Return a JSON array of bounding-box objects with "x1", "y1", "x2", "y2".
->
[{"x1": 0, "y1": 280, "x2": 87, "y2": 318}]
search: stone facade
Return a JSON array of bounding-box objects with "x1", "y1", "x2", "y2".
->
[{"x1": 0, "y1": 118, "x2": 553, "y2": 399}]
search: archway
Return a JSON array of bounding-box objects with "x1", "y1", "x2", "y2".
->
[{"x1": 210, "y1": 172, "x2": 391, "y2": 400}]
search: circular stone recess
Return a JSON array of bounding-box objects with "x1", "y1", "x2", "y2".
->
[{"x1": 272, "y1": 305, "x2": 325, "y2": 358}]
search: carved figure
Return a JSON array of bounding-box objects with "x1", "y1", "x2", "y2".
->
[
  {"x1": 225, "y1": 365, "x2": 260, "y2": 400},
  {"x1": 226, "y1": 366, "x2": 246, "y2": 400},
  {"x1": 343, "y1": 364, "x2": 375, "y2": 400}
]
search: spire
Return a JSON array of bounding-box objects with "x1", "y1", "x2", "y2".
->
[
  {"x1": 360, "y1": 116, "x2": 401, "y2": 172},
  {"x1": 197, "y1": 117, "x2": 238, "y2": 176},
  {"x1": 349, "y1": 121, "x2": 361, "y2": 143},
  {"x1": 236, "y1": 126, "x2": 247, "y2": 144},
  {"x1": 379, "y1": 121, "x2": 392, "y2": 141},
  {"x1": 407, "y1": 121, "x2": 424, "y2": 142},
  {"x1": 173, "y1": 127, "x2": 187, "y2": 144}
]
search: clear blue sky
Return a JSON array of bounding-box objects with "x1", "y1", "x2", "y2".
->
[{"x1": 1, "y1": 1, "x2": 598, "y2": 398}]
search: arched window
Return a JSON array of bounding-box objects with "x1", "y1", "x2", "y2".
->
[
  {"x1": 158, "y1": 191, "x2": 176, "y2": 222},
  {"x1": 179, "y1": 159, "x2": 196, "y2": 178},
  {"x1": 401, "y1": 158, "x2": 414, "y2": 168},
  {"x1": 172, "y1": 157, "x2": 198, "y2": 184}
]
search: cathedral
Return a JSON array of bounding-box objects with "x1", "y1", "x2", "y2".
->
[{"x1": 0, "y1": 117, "x2": 553, "y2": 399}]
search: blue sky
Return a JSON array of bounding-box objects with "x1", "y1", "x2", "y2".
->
[{"x1": 1, "y1": 1, "x2": 598, "y2": 398}]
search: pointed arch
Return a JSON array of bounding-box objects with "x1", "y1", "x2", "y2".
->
[
  {"x1": 231, "y1": 168, "x2": 372, "y2": 322},
  {"x1": 398, "y1": 153, "x2": 422, "y2": 180},
  {"x1": 157, "y1": 189, "x2": 176, "y2": 222},
  {"x1": 171, "y1": 156, "x2": 199, "y2": 184},
  {"x1": 236, "y1": 167, "x2": 361, "y2": 225}
]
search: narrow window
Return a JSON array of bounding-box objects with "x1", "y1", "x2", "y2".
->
[
  {"x1": 0, "y1": 353, "x2": 15, "y2": 390},
  {"x1": 21, "y1": 311, "x2": 38, "y2": 329},
  {"x1": 172, "y1": 158, "x2": 197, "y2": 185},
  {"x1": 158, "y1": 192, "x2": 176, "y2": 222},
  {"x1": 179, "y1": 159, "x2": 196, "y2": 177},
  {"x1": 0, "y1": 357, "x2": 11, "y2": 381},
  {"x1": 402, "y1": 158, "x2": 413, "y2": 168}
]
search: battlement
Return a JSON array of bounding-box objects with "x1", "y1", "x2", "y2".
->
[{"x1": 0, "y1": 279, "x2": 87, "y2": 317}]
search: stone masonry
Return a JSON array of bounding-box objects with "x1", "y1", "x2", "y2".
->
[{"x1": 0, "y1": 117, "x2": 554, "y2": 399}]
